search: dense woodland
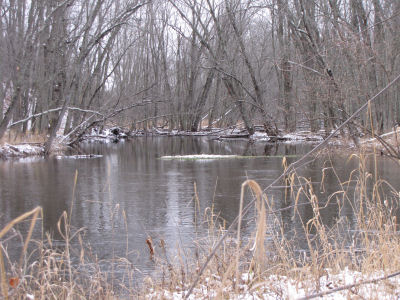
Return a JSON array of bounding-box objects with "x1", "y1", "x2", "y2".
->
[{"x1": 1, "y1": 0, "x2": 400, "y2": 151}]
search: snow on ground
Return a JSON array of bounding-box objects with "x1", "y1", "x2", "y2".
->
[
  {"x1": 0, "y1": 143, "x2": 44, "y2": 158},
  {"x1": 0, "y1": 127, "x2": 349, "y2": 160},
  {"x1": 362, "y1": 128, "x2": 400, "y2": 144},
  {"x1": 84, "y1": 126, "x2": 329, "y2": 144},
  {"x1": 146, "y1": 268, "x2": 400, "y2": 299},
  {"x1": 83, "y1": 136, "x2": 114, "y2": 143},
  {"x1": 282, "y1": 132, "x2": 324, "y2": 142},
  {"x1": 249, "y1": 130, "x2": 324, "y2": 143},
  {"x1": 82, "y1": 127, "x2": 129, "y2": 143},
  {"x1": 251, "y1": 132, "x2": 270, "y2": 141}
]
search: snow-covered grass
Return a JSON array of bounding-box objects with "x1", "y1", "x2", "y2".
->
[
  {"x1": 146, "y1": 268, "x2": 400, "y2": 299},
  {"x1": 282, "y1": 132, "x2": 324, "y2": 142},
  {"x1": 0, "y1": 143, "x2": 44, "y2": 157}
]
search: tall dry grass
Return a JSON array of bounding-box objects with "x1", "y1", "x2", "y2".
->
[
  {"x1": 0, "y1": 151, "x2": 399, "y2": 299},
  {"x1": 168, "y1": 151, "x2": 400, "y2": 298},
  {"x1": 0, "y1": 130, "x2": 47, "y2": 146}
]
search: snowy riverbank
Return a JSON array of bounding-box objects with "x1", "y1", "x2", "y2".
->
[
  {"x1": 0, "y1": 143, "x2": 44, "y2": 158},
  {"x1": 147, "y1": 268, "x2": 400, "y2": 299},
  {"x1": 2, "y1": 125, "x2": 384, "y2": 160}
]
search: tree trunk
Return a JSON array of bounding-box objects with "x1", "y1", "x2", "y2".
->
[
  {"x1": 223, "y1": 77, "x2": 254, "y2": 135},
  {"x1": 277, "y1": 0, "x2": 295, "y2": 132},
  {"x1": 191, "y1": 68, "x2": 215, "y2": 132},
  {"x1": 0, "y1": 86, "x2": 20, "y2": 140},
  {"x1": 225, "y1": 0, "x2": 278, "y2": 136}
]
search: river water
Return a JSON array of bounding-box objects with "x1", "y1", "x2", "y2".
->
[{"x1": 0, "y1": 137, "x2": 399, "y2": 278}]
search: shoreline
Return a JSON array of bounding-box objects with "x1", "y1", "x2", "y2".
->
[
  {"x1": 1, "y1": 126, "x2": 397, "y2": 160},
  {"x1": 0, "y1": 127, "x2": 336, "y2": 160},
  {"x1": 1, "y1": 131, "x2": 399, "y2": 298}
]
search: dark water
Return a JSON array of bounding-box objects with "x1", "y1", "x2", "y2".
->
[{"x1": 0, "y1": 137, "x2": 399, "y2": 277}]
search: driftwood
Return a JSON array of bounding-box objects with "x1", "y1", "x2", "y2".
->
[{"x1": 218, "y1": 133, "x2": 250, "y2": 139}]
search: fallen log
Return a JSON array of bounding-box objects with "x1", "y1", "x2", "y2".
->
[{"x1": 218, "y1": 133, "x2": 250, "y2": 139}]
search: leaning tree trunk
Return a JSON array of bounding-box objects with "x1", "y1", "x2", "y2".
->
[
  {"x1": 191, "y1": 68, "x2": 215, "y2": 132},
  {"x1": 225, "y1": 0, "x2": 278, "y2": 136},
  {"x1": 223, "y1": 77, "x2": 254, "y2": 135}
]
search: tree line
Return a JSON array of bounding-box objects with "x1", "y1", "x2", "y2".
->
[{"x1": 1, "y1": 0, "x2": 399, "y2": 150}]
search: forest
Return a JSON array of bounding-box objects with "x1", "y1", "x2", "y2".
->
[{"x1": 1, "y1": 0, "x2": 399, "y2": 152}]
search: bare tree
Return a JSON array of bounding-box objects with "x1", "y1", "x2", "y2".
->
[{"x1": 1, "y1": 0, "x2": 400, "y2": 145}]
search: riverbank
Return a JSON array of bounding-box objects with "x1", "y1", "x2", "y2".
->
[
  {"x1": 1, "y1": 151, "x2": 400, "y2": 299},
  {"x1": 0, "y1": 127, "x2": 388, "y2": 160},
  {"x1": 147, "y1": 268, "x2": 400, "y2": 299},
  {"x1": 142, "y1": 157, "x2": 400, "y2": 299},
  {"x1": 0, "y1": 126, "x2": 331, "y2": 159},
  {"x1": 0, "y1": 143, "x2": 44, "y2": 158},
  {"x1": 2, "y1": 125, "x2": 399, "y2": 162}
]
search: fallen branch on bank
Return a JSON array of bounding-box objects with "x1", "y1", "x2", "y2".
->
[
  {"x1": 297, "y1": 270, "x2": 400, "y2": 300},
  {"x1": 67, "y1": 100, "x2": 166, "y2": 145}
]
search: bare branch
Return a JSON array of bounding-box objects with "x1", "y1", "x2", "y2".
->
[
  {"x1": 298, "y1": 270, "x2": 400, "y2": 300},
  {"x1": 8, "y1": 108, "x2": 63, "y2": 129},
  {"x1": 8, "y1": 107, "x2": 104, "y2": 129},
  {"x1": 287, "y1": 60, "x2": 325, "y2": 76},
  {"x1": 184, "y1": 72, "x2": 400, "y2": 299}
]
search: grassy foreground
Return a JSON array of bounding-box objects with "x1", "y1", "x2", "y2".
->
[{"x1": 1, "y1": 152, "x2": 400, "y2": 299}]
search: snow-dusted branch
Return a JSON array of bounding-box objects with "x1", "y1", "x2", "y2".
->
[
  {"x1": 59, "y1": 115, "x2": 96, "y2": 143},
  {"x1": 8, "y1": 108, "x2": 63, "y2": 128},
  {"x1": 8, "y1": 107, "x2": 104, "y2": 129},
  {"x1": 67, "y1": 107, "x2": 104, "y2": 117}
]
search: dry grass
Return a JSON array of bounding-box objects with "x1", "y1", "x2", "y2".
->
[
  {"x1": 0, "y1": 130, "x2": 47, "y2": 146},
  {"x1": 144, "y1": 151, "x2": 400, "y2": 298},
  {"x1": 1, "y1": 212, "x2": 111, "y2": 299},
  {"x1": 1, "y1": 151, "x2": 400, "y2": 299}
]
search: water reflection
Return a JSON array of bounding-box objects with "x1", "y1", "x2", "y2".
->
[{"x1": 0, "y1": 137, "x2": 398, "y2": 276}]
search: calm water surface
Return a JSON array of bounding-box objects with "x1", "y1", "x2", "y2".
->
[{"x1": 0, "y1": 137, "x2": 399, "y2": 277}]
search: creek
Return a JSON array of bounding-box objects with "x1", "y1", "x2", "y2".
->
[{"x1": 0, "y1": 137, "x2": 398, "y2": 278}]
